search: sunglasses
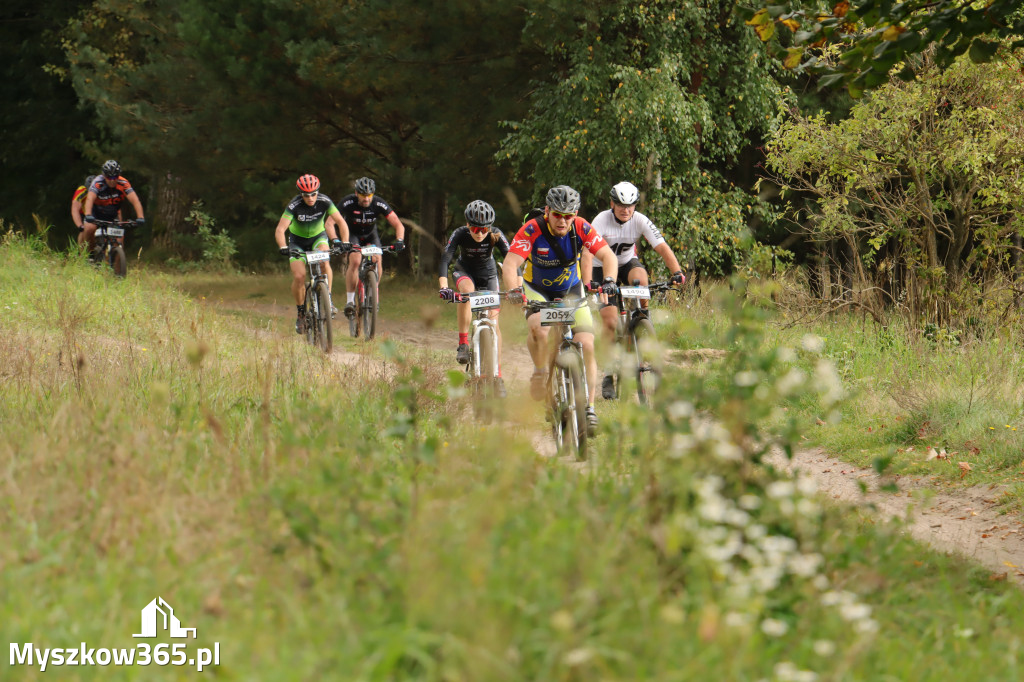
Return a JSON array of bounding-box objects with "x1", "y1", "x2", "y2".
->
[
  {"x1": 549, "y1": 211, "x2": 576, "y2": 220},
  {"x1": 301, "y1": 191, "x2": 318, "y2": 198},
  {"x1": 356, "y1": 193, "x2": 374, "y2": 199},
  {"x1": 469, "y1": 225, "x2": 490, "y2": 234}
]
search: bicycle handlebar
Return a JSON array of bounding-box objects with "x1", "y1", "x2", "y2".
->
[{"x1": 524, "y1": 297, "x2": 590, "y2": 311}]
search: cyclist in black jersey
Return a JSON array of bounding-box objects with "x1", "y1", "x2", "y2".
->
[
  {"x1": 336, "y1": 176, "x2": 406, "y2": 318},
  {"x1": 273, "y1": 174, "x2": 350, "y2": 334},
  {"x1": 438, "y1": 200, "x2": 510, "y2": 394}
]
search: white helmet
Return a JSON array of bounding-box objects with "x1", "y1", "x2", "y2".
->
[{"x1": 610, "y1": 181, "x2": 639, "y2": 206}]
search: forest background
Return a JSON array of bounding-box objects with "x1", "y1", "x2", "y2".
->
[{"x1": 4, "y1": 0, "x2": 1024, "y2": 324}]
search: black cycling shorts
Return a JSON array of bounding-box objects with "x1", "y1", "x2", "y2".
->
[
  {"x1": 287, "y1": 230, "x2": 329, "y2": 253},
  {"x1": 593, "y1": 258, "x2": 646, "y2": 309},
  {"x1": 350, "y1": 228, "x2": 382, "y2": 248},
  {"x1": 451, "y1": 263, "x2": 499, "y2": 293}
]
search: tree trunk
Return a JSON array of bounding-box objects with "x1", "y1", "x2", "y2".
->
[
  {"x1": 416, "y1": 188, "x2": 447, "y2": 281},
  {"x1": 153, "y1": 172, "x2": 190, "y2": 247}
]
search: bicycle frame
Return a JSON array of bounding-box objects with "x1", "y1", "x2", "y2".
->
[
  {"x1": 527, "y1": 297, "x2": 591, "y2": 459},
  {"x1": 300, "y1": 249, "x2": 332, "y2": 352},
  {"x1": 454, "y1": 291, "x2": 502, "y2": 379}
]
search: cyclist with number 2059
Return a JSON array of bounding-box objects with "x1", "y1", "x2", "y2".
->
[
  {"x1": 438, "y1": 199, "x2": 510, "y2": 395},
  {"x1": 501, "y1": 185, "x2": 618, "y2": 434},
  {"x1": 582, "y1": 181, "x2": 685, "y2": 399},
  {"x1": 273, "y1": 174, "x2": 350, "y2": 334}
]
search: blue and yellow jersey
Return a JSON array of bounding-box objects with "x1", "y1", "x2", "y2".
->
[{"x1": 508, "y1": 216, "x2": 608, "y2": 294}]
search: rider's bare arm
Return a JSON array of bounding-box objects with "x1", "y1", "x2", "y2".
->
[
  {"x1": 273, "y1": 215, "x2": 292, "y2": 249},
  {"x1": 385, "y1": 211, "x2": 405, "y2": 241},
  {"x1": 82, "y1": 191, "x2": 96, "y2": 218},
  {"x1": 502, "y1": 253, "x2": 525, "y2": 292},
  {"x1": 329, "y1": 213, "x2": 349, "y2": 242},
  {"x1": 126, "y1": 192, "x2": 145, "y2": 220},
  {"x1": 581, "y1": 249, "x2": 594, "y2": 284},
  {"x1": 654, "y1": 242, "x2": 682, "y2": 276},
  {"x1": 595, "y1": 244, "x2": 618, "y2": 283}
]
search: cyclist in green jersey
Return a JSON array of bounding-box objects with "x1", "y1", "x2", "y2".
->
[{"x1": 273, "y1": 174, "x2": 350, "y2": 334}]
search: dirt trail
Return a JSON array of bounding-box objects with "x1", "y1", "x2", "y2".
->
[
  {"x1": 765, "y1": 449, "x2": 1024, "y2": 584},
  {"x1": 217, "y1": 295, "x2": 1024, "y2": 584}
]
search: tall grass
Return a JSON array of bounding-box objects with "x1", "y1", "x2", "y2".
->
[{"x1": 2, "y1": 233, "x2": 1023, "y2": 680}]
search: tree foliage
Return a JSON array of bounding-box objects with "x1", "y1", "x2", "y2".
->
[
  {"x1": 741, "y1": 0, "x2": 1024, "y2": 97},
  {"x1": 764, "y1": 48, "x2": 1024, "y2": 320},
  {"x1": 499, "y1": 0, "x2": 785, "y2": 275}
]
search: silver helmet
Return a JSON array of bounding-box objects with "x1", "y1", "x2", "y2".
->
[{"x1": 545, "y1": 185, "x2": 581, "y2": 213}]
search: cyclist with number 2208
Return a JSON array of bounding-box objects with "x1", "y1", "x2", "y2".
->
[
  {"x1": 438, "y1": 199, "x2": 510, "y2": 396},
  {"x1": 582, "y1": 181, "x2": 685, "y2": 400},
  {"x1": 273, "y1": 174, "x2": 350, "y2": 334},
  {"x1": 501, "y1": 185, "x2": 618, "y2": 434}
]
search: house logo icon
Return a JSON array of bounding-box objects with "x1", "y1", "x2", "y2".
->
[{"x1": 132, "y1": 597, "x2": 197, "y2": 639}]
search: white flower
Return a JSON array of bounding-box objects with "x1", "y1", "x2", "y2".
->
[
  {"x1": 563, "y1": 648, "x2": 593, "y2": 666},
  {"x1": 812, "y1": 574, "x2": 830, "y2": 590},
  {"x1": 795, "y1": 475, "x2": 818, "y2": 497},
  {"x1": 788, "y1": 553, "x2": 823, "y2": 578},
  {"x1": 699, "y1": 498, "x2": 729, "y2": 523},
  {"x1": 954, "y1": 626, "x2": 975, "y2": 639},
  {"x1": 776, "y1": 368, "x2": 807, "y2": 396},
  {"x1": 670, "y1": 433, "x2": 696, "y2": 457},
  {"x1": 735, "y1": 370, "x2": 760, "y2": 387},
  {"x1": 796, "y1": 498, "x2": 820, "y2": 517},
  {"x1": 724, "y1": 611, "x2": 751, "y2": 628},
  {"x1": 801, "y1": 334, "x2": 825, "y2": 353},
  {"x1": 739, "y1": 494, "x2": 762, "y2": 510},
  {"x1": 746, "y1": 523, "x2": 767, "y2": 540},
  {"x1": 761, "y1": 618, "x2": 789, "y2": 637},
  {"x1": 715, "y1": 440, "x2": 744, "y2": 461},
  {"x1": 761, "y1": 535, "x2": 798, "y2": 555},
  {"x1": 724, "y1": 508, "x2": 751, "y2": 527},
  {"x1": 766, "y1": 480, "x2": 795, "y2": 499},
  {"x1": 854, "y1": 618, "x2": 879, "y2": 635},
  {"x1": 812, "y1": 640, "x2": 836, "y2": 657},
  {"x1": 667, "y1": 401, "x2": 694, "y2": 420},
  {"x1": 777, "y1": 346, "x2": 796, "y2": 363},
  {"x1": 839, "y1": 602, "x2": 872, "y2": 622},
  {"x1": 813, "y1": 359, "x2": 844, "y2": 406}
]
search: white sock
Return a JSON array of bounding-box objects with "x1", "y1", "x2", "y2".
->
[{"x1": 346, "y1": 292, "x2": 355, "y2": 304}]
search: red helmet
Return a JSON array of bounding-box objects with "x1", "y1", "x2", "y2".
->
[{"x1": 296, "y1": 174, "x2": 320, "y2": 193}]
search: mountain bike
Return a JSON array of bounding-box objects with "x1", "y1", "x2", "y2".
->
[
  {"x1": 347, "y1": 244, "x2": 396, "y2": 340},
  {"x1": 89, "y1": 219, "x2": 136, "y2": 278},
  {"x1": 525, "y1": 297, "x2": 592, "y2": 461},
  {"x1": 606, "y1": 281, "x2": 676, "y2": 405},
  {"x1": 295, "y1": 248, "x2": 334, "y2": 353},
  {"x1": 447, "y1": 290, "x2": 503, "y2": 410}
]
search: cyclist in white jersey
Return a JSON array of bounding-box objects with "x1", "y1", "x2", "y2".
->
[{"x1": 581, "y1": 181, "x2": 685, "y2": 399}]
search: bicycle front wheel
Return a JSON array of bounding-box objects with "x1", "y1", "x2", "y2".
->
[
  {"x1": 314, "y1": 281, "x2": 333, "y2": 353},
  {"x1": 631, "y1": 317, "x2": 660, "y2": 405},
  {"x1": 110, "y1": 245, "x2": 127, "y2": 278},
  {"x1": 555, "y1": 352, "x2": 588, "y2": 461},
  {"x1": 362, "y1": 270, "x2": 378, "y2": 340}
]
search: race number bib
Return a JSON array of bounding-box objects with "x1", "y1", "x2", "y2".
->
[
  {"x1": 360, "y1": 246, "x2": 383, "y2": 257},
  {"x1": 469, "y1": 292, "x2": 500, "y2": 311},
  {"x1": 97, "y1": 227, "x2": 124, "y2": 237},
  {"x1": 305, "y1": 251, "x2": 330, "y2": 263},
  {"x1": 539, "y1": 307, "x2": 578, "y2": 326},
  {"x1": 619, "y1": 285, "x2": 650, "y2": 300}
]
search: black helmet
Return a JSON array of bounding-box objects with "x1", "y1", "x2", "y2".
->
[
  {"x1": 609, "y1": 181, "x2": 639, "y2": 206},
  {"x1": 354, "y1": 177, "x2": 376, "y2": 195},
  {"x1": 464, "y1": 199, "x2": 495, "y2": 227},
  {"x1": 545, "y1": 185, "x2": 581, "y2": 213},
  {"x1": 101, "y1": 160, "x2": 121, "y2": 178}
]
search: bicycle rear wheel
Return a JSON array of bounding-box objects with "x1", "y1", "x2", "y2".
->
[
  {"x1": 110, "y1": 245, "x2": 127, "y2": 278},
  {"x1": 631, "y1": 317, "x2": 660, "y2": 405},
  {"x1": 362, "y1": 270, "x2": 378, "y2": 340},
  {"x1": 314, "y1": 281, "x2": 333, "y2": 353}
]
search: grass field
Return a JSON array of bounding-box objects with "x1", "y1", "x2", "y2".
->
[{"x1": 3, "y1": 233, "x2": 1023, "y2": 680}]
